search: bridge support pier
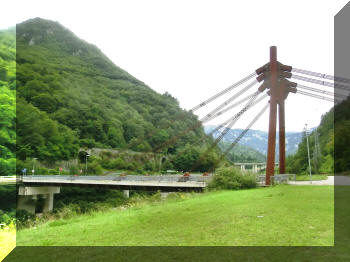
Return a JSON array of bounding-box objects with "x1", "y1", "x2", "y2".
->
[
  {"x1": 123, "y1": 190, "x2": 130, "y2": 198},
  {"x1": 17, "y1": 186, "x2": 60, "y2": 214},
  {"x1": 17, "y1": 195, "x2": 37, "y2": 214}
]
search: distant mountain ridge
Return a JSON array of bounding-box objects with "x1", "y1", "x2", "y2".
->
[{"x1": 205, "y1": 126, "x2": 306, "y2": 158}]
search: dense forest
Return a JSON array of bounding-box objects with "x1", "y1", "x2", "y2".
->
[
  {"x1": 14, "y1": 18, "x2": 223, "y2": 173},
  {"x1": 2, "y1": 18, "x2": 348, "y2": 176},
  {"x1": 0, "y1": 28, "x2": 16, "y2": 176},
  {"x1": 218, "y1": 141, "x2": 266, "y2": 163}
]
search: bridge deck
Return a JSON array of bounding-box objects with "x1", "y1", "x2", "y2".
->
[{"x1": 20, "y1": 175, "x2": 211, "y2": 192}]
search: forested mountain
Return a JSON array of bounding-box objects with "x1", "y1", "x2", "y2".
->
[
  {"x1": 218, "y1": 141, "x2": 266, "y2": 163},
  {"x1": 286, "y1": 106, "x2": 335, "y2": 174},
  {"x1": 334, "y1": 98, "x2": 350, "y2": 172},
  {"x1": 283, "y1": 92, "x2": 350, "y2": 175},
  {"x1": 15, "y1": 18, "x2": 221, "y2": 172},
  {"x1": 205, "y1": 126, "x2": 304, "y2": 157},
  {"x1": 0, "y1": 28, "x2": 16, "y2": 175}
]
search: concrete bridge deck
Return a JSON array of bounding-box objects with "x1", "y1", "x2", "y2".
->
[
  {"x1": 19, "y1": 175, "x2": 212, "y2": 192},
  {"x1": 17, "y1": 174, "x2": 212, "y2": 214},
  {"x1": 0, "y1": 176, "x2": 17, "y2": 184}
]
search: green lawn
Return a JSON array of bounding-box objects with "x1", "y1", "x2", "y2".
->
[
  {"x1": 296, "y1": 175, "x2": 328, "y2": 181},
  {"x1": 16, "y1": 186, "x2": 333, "y2": 246}
]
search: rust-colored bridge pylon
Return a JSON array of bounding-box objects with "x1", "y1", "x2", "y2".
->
[{"x1": 255, "y1": 47, "x2": 297, "y2": 185}]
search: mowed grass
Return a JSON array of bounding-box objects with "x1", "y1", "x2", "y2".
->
[
  {"x1": 0, "y1": 230, "x2": 15, "y2": 261},
  {"x1": 17, "y1": 186, "x2": 333, "y2": 246},
  {"x1": 296, "y1": 175, "x2": 328, "y2": 181}
]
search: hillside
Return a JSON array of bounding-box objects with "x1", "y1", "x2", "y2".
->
[
  {"x1": 285, "y1": 97, "x2": 349, "y2": 174},
  {"x1": 15, "y1": 18, "x2": 220, "y2": 171},
  {"x1": 218, "y1": 141, "x2": 266, "y2": 163},
  {"x1": 0, "y1": 28, "x2": 16, "y2": 176}
]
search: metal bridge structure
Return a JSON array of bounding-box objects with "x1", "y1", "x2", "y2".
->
[{"x1": 137, "y1": 46, "x2": 348, "y2": 185}]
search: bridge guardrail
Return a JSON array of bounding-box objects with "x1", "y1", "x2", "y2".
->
[
  {"x1": 20, "y1": 175, "x2": 213, "y2": 183},
  {"x1": 0, "y1": 176, "x2": 18, "y2": 183},
  {"x1": 258, "y1": 174, "x2": 296, "y2": 183}
]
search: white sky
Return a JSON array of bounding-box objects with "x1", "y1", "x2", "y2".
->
[{"x1": 2, "y1": 0, "x2": 348, "y2": 131}]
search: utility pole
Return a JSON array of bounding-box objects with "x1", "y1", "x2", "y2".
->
[
  {"x1": 85, "y1": 153, "x2": 90, "y2": 176},
  {"x1": 305, "y1": 124, "x2": 312, "y2": 184},
  {"x1": 313, "y1": 127, "x2": 320, "y2": 173},
  {"x1": 32, "y1": 157, "x2": 37, "y2": 175}
]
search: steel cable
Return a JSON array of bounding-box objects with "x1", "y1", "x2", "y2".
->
[
  {"x1": 153, "y1": 80, "x2": 259, "y2": 153},
  {"x1": 190, "y1": 92, "x2": 268, "y2": 148},
  {"x1": 188, "y1": 92, "x2": 261, "y2": 171},
  {"x1": 292, "y1": 74, "x2": 350, "y2": 91},
  {"x1": 296, "y1": 90, "x2": 335, "y2": 102},
  {"x1": 209, "y1": 102, "x2": 269, "y2": 172},
  {"x1": 190, "y1": 72, "x2": 257, "y2": 112},
  {"x1": 130, "y1": 71, "x2": 257, "y2": 150},
  {"x1": 292, "y1": 68, "x2": 350, "y2": 85},
  {"x1": 296, "y1": 84, "x2": 346, "y2": 99},
  {"x1": 200, "y1": 79, "x2": 258, "y2": 122}
]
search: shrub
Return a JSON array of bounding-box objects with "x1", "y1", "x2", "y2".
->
[
  {"x1": 69, "y1": 165, "x2": 79, "y2": 175},
  {"x1": 113, "y1": 157, "x2": 126, "y2": 169},
  {"x1": 208, "y1": 166, "x2": 258, "y2": 190},
  {"x1": 16, "y1": 209, "x2": 35, "y2": 228}
]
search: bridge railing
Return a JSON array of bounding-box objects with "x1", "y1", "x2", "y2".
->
[
  {"x1": 257, "y1": 174, "x2": 296, "y2": 184},
  {"x1": 0, "y1": 176, "x2": 17, "y2": 183},
  {"x1": 20, "y1": 175, "x2": 213, "y2": 183}
]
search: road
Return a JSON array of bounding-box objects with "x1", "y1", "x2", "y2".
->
[{"x1": 288, "y1": 176, "x2": 350, "y2": 186}]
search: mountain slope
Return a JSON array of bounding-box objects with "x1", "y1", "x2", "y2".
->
[
  {"x1": 205, "y1": 126, "x2": 304, "y2": 157},
  {"x1": 287, "y1": 95, "x2": 350, "y2": 174},
  {"x1": 218, "y1": 141, "x2": 266, "y2": 163},
  {"x1": 16, "y1": 18, "x2": 211, "y2": 164},
  {"x1": 0, "y1": 28, "x2": 16, "y2": 175}
]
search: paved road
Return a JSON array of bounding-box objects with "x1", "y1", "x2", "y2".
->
[{"x1": 288, "y1": 176, "x2": 350, "y2": 186}]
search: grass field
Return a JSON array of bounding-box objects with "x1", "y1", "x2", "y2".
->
[
  {"x1": 16, "y1": 185, "x2": 333, "y2": 246},
  {"x1": 296, "y1": 175, "x2": 328, "y2": 181},
  {"x1": 0, "y1": 230, "x2": 15, "y2": 261}
]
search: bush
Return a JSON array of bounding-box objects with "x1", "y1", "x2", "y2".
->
[
  {"x1": 16, "y1": 209, "x2": 35, "y2": 228},
  {"x1": 69, "y1": 165, "x2": 79, "y2": 175},
  {"x1": 112, "y1": 157, "x2": 126, "y2": 169},
  {"x1": 208, "y1": 166, "x2": 258, "y2": 190},
  {"x1": 0, "y1": 209, "x2": 15, "y2": 225}
]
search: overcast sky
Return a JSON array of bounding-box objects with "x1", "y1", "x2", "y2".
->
[{"x1": 2, "y1": 0, "x2": 348, "y2": 131}]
